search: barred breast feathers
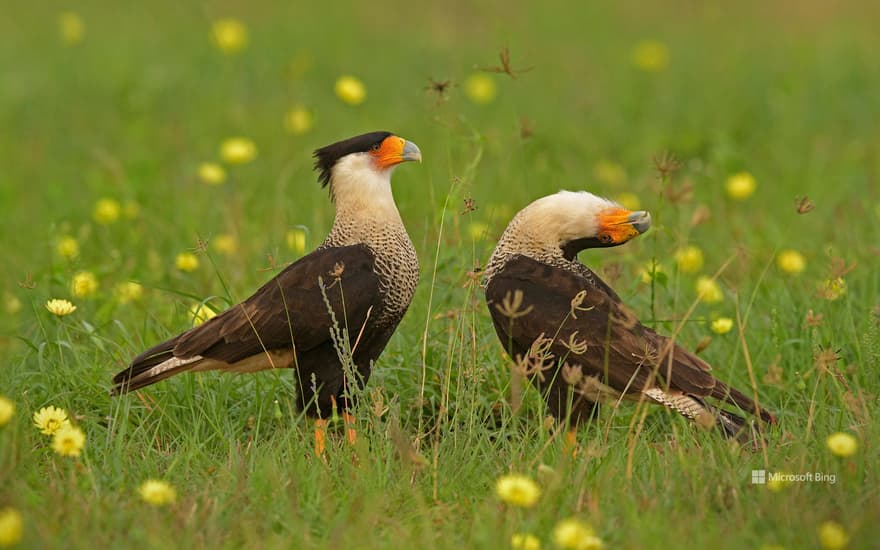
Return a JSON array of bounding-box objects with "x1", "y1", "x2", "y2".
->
[{"x1": 319, "y1": 153, "x2": 419, "y2": 324}]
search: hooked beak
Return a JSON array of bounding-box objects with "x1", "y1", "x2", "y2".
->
[
  {"x1": 627, "y1": 210, "x2": 652, "y2": 235},
  {"x1": 401, "y1": 140, "x2": 422, "y2": 163}
]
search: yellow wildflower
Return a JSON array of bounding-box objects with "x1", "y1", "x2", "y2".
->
[
  {"x1": 286, "y1": 227, "x2": 308, "y2": 255},
  {"x1": 674, "y1": 245, "x2": 704, "y2": 273},
  {"x1": 175, "y1": 252, "x2": 200, "y2": 272},
  {"x1": 818, "y1": 278, "x2": 846, "y2": 301},
  {"x1": 818, "y1": 521, "x2": 849, "y2": 550},
  {"x1": 511, "y1": 533, "x2": 541, "y2": 550},
  {"x1": 639, "y1": 259, "x2": 665, "y2": 284},
  {"x1": 211, "y1": 18, "x2": 248, "y2": 54},
  {"x1": 0, "y1": 508, "x2": 23, "y2": 547},
  {"x1": 615, "y1": 192, "x2": 641, "y2": 211},
  {"x1": 56, "y1": 236, "x2": 80, "y2": 259},
  {"x1": 190, "y1": 302, "x2": 217, "y2": 327},
  {"x1": 285, "y1": 105, "x2": 314, "y2": 135},
  {"x1": 0, "y1": 396, "x2": 14, "y2": 427},
  {"x1": 464, "y1": 73, "x2": 497, "y2": 104},
  {"x1": 123, "y1": 200, "x2": 141, "y2": 219},
  {"x1": 138, "y1": 479, "x2": 177, "y2": 506},
  {"x1": 468, "y1": 221, "x2": 490, "y2": 241},
  {"x1": 71, "y1": 271, "x2": 98, "y2": 298},
  {"x1": 33, "y1": 406, "x2": 70, "y2": 436},
  {"x1": 825, "y1": 432, "x2": 858, "y2": 457},
  {"x1": 198, "y1": 162, "x2": 227, "y2": 185},
  {"x1": 335, "y1": 76, "x2": 367, "y2": 105},
  {"x1": 52, "y1": 424, "x2": 86, "y2": 457},
  {"x1": 220, "y1": 137, "x2": 257, "y2": 165},
  {"x1": 766, "y1": 471, "x2": 792, "y2": 492},
  {"x1": 213, "y1": 234, "x2": 238, "y2": 255},
  {"x1": 3, "y1": 294, "x2": 21, "y2": 315},
  {"x1": 58, "y1": 12, "x2": 85, "y2": 45},
  {"x1": 725, "y1": 172, "x2": 756, "y2": 200},
  {"x1": 711, "y1": 317, "x2": 733, "y2": 335},
  {"x1": 45, "y1": 299, "x2": 77, "y2": 317},
  {"x1": 696, "y1": 276, "x2": 723, "y2": 303},
  {"x1": 632, "y1": 40, "x2": 669, "y2": 72},
  {"x1": 552, "y1": 518, "x2": 601, "y2": 550},
  {"x1": 494, "y1": 474, "x2": 541, "y2": 508},
  {"x1": 777, "y1": 249, "x2": 805, "y2": 275},
  {"x1": 593, "y1": 160, "x2": 626, "y2": 187},
  {"x1": 93, "y1": 198, "x2": 121, "y2": 225},
  {"x1": 114, "y1": 281, "x2": 144, "y2": 304}
]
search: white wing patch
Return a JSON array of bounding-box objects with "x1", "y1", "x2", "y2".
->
[
  {"x1": 140, "y1": 355, "x2": 205, "y2": 380},
  {"x1": 643, "y1": 387, "x2": 717, "y2": 429}
]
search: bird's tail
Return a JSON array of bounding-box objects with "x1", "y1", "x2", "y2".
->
[
  {"x1": 710, "y1": 380, "x2": 776, "y2": 425},
  {"x1": 710, "y1": 406, "x2": 759, "y2": 445},
  {"x1": 643, "y1": 387, "x2": 771, "y2": 446},
  {"x1": 112, "y1": 336, "x2": 203, "y2": 395}
]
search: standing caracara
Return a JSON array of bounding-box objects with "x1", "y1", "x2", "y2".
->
[
  {"x1": 113, "y1": 132, "x2": 422, "y2": 454},
  {"x1": 483, "y1": 191, "x2": 774, "y2": 442}
]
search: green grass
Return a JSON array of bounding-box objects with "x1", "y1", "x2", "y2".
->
[{"x1": 1, "y1": 1, "x2": 879, "y2": 548}]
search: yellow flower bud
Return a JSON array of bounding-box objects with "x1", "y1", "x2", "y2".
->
[
  {"x1": 674, "y1": 245, "x2": 704, "y2": 273},
  {"x1": 777, "y1": 249, "x2": 806, "y2": 275},
  {"x1": 725, "y1": 172, "x2": 756, "y2": 200},
  {"x1": 335, "y1": 76, "x2": 367, "y2": 105},
  {"x1": 211, "y1": 18, "x2": 248, "y2": 54},
  {"x1": 175, "y1": 252, "x2": 200, "y2": 272},
  {"x1": 464, "y1": 74, "x2": 497, "y2": 104},
  {"x1": 632, "y1": 40, "x2": 669, "y2": 72},
  {"x1": 220, "y1": 138, "x2": 257, "y2": 165}
]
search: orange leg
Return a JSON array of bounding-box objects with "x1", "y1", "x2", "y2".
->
[
  {"x1": 314, "y1": 418, "x2": 328, "y2": 457},
  {"x1": 564, "y1": 429, "x2": 579, "y2": 458},
  {"x1": 342, "y1": 412, "x2": 357, "y2": 445}
]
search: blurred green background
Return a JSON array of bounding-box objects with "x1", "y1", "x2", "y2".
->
[
  {"x1": 3, "y1": 1, "x2": 879, "y2": 284},
  {"x1": 1, "y1": 1, "x2": 878, "y2": 548}
]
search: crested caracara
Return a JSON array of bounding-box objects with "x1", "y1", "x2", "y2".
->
[
  {"x1": 113, "y1": 132, "x2": 422, "y2": 454},
  {"x1": 483, "y1": 190, "x2": 775, "y2": 443}
]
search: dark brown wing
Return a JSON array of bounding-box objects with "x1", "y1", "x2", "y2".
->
[
  {"x1": 117, "y1": 244, "x2": 382, "y2": 385},
  {"x1": 173, "y1": 244, "x2": 380, "y2": 363},
  {"x1": 485, "y1": 255, "x2": 716, "y2": 397}
]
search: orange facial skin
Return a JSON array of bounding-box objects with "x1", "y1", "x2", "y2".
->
[
  {"x1": 370, "y1": 135, "x2": 422, "y2": 169},
  {"x1": 596, "y1": 207, "x2": 647, "y2": 244}
]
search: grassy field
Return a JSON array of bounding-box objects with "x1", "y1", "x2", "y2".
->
[{"x1": 1, "y1": 1, "x2": 878, "y2": 548}]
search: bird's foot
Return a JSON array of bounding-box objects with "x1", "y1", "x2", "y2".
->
[
  {"x1": 343, "y1": 412, "x2": 357, "y2": 446},
  {"x1": 314, "y1": 418, "x2": 328, "y2": 458},
  {"x1": 564, "y1": 429, "x2": 580, "y2": 459}
]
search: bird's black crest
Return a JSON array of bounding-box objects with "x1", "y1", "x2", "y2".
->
[{"x1": 313, "y1": 131, "x2": 394, "y2": 187}]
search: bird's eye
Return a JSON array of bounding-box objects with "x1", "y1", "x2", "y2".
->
[
  {"x1": 370, "y1": 143, "x2": 381, "y2": 151},
  {"x1": 599, "y1": 234, "x2": 613, "y2": 244}
]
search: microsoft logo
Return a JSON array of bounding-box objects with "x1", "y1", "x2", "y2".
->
[{"x1": 751, "y1": 470, "x2": 766, "y2": 484}]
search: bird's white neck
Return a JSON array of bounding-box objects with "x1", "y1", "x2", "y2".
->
[{"x1": 323, "y1": 153, "x2": 406, "y2": 248}]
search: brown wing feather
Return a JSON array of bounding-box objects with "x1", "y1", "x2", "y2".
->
[
  {"x1": 116, "y1": 244, "x2": 382, "y2": 387},
  {"x1": 486, "y1": 255, "x2": 716, "y2": 397},
  {"x1": 176, "y1": 244, "x2": 381, "y2": 363}
]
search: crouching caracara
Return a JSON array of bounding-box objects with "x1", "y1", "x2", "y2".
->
[
  {"x1": 483, "y1": 191, "x2": 775, "y2": 443},
  {"x1": 113, "y1": 132, "x2": 422, "y2": 454}
]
